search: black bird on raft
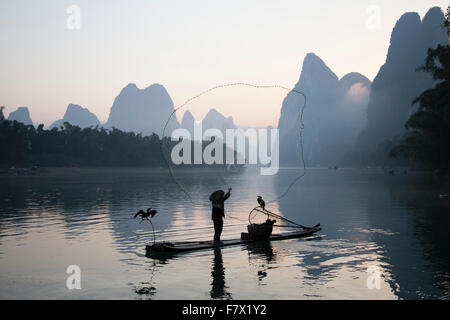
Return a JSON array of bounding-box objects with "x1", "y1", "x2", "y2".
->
[
  {"x1": 257, "y1": 196, "x2": 265, "y2": 211},
  {"x1": 134, "y1": 208, "x2": 157, "y2": 223}
]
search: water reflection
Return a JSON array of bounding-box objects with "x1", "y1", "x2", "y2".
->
[
  {"x1": 134, "y1": 260, "x2": 157, "y2": 298},
  {"x1": 383, "y1": 177, "x2": 450, "y2": 299},
  {"x1": 210, "y1": 248, "x2": 232, "y2": 299},
  {"x1": 1, "y1": 168, "x2": 450, "y2": 299},
  {"x1": 246, "y1": 242, "x2": 277, "y2": 284}
]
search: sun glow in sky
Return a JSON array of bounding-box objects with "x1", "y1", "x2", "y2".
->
[
  {"x1": 347, "y1": 83, "x2": 371, "y2": 103},
  {"x1": 0, "y1": 0, "x2": 448, "y2": 127}
]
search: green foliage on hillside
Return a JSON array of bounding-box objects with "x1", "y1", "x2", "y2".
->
[
  {"x1": 0, "y1": 119, "x2": 240, "y2": 168},
  {"x1": 390, "y1": 44, "x2": 450, "y2": 171},
  {"x1": 0, "y1": 120, "x2": 165, "y2": 167}
]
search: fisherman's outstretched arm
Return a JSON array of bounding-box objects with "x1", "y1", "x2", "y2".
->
[{"x1": 223, "y1": 188, "x2": 232, "y2": 201}]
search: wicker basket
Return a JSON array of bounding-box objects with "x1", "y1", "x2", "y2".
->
[{"x1": 247, "y1": 219, "x2": 276, "y2": 240}]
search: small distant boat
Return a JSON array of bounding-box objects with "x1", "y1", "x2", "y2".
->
[
  {"x1": 328, "y1": 166, "x2": 338, "y2": 170},
  {"x1": 146, "y1": 224, "x2": 321, "y2": 253}
]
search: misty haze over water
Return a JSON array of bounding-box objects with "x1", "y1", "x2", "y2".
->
[{"x1": 0, "y1": 168, "x2": 449, "y2": 299}]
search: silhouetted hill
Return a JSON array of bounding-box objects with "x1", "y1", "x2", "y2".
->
[
  {"x1": 105, "y1": 83, "x2": 179, "y2": 137},
  {"x1": 202, "y1": 108, "x2": 236, "y2": 135},
  {"x1": 50, "y1": 104, "x2": 100, "y2": 129},
  {"x1": 278, "y1": 53, "x2": 371, "y2": 166},
  {"x1": 180, "y1": 110, "x2": 195, "y2": 137},
  {"x1": 7, "y1": 107, "x2": 33, "y2": 126},
  {"x1": 352, "y1": 7, "x2": 449, "y2": 164}
]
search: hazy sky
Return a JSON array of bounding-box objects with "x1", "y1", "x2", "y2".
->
[{"x1": 0, "y1": 0, "x2": 448, "y2": 127}]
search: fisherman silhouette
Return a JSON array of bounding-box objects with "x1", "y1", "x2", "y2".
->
[{"x1": 209, "y1": 188, "x2": 232, "y2": 243}]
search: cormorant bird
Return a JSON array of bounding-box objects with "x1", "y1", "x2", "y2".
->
[
  {"x1": 134, "y1": 208, "x2": 157, "y2": 222},
  {"x1": 257, "y1": 196, "x2": 265, "y2": 211}
]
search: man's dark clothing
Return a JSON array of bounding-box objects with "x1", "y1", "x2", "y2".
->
[
  {"x1": 213, "y1": 218, "x2": 223, "y2": 242},
  {"x1": 212, "y1": 206, "x2": 224, "y2": 220},
  {"x1": 210, "y1": 190, "x2": 231, "y2": 242}
]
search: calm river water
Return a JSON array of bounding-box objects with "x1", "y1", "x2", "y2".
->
[{"x1": 0, "y1": 167, "x2": 449, "y2": 299}]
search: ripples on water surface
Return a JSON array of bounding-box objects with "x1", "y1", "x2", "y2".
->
[{"x1": 0, "y1": 167, "x2": 449, "y2": 299}]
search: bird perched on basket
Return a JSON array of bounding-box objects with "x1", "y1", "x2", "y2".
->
[
  {"x1": 134, "y1": 208, "x2": 157, "y2": 223},
  {"x1": 257, "y1": 196, "x2": 265, "y2": 211}
]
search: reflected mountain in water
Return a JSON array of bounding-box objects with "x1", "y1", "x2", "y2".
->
[
  {"x1": 379, "y1": 176, "x2": 450, "y2": 299},
  {"x1": 275, "y1": 168, "x2": 450, "y2": 299}
]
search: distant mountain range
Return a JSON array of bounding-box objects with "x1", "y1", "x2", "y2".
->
[
  {"x1": 180, "y1": 108, "x2": 237, "y2": 139},
  {"x1": 5, "y1": 84, "x2": 237, "y2": 139},
  {"x1": 4, "y1": 6, "x2": 446, "y2": 168}
]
